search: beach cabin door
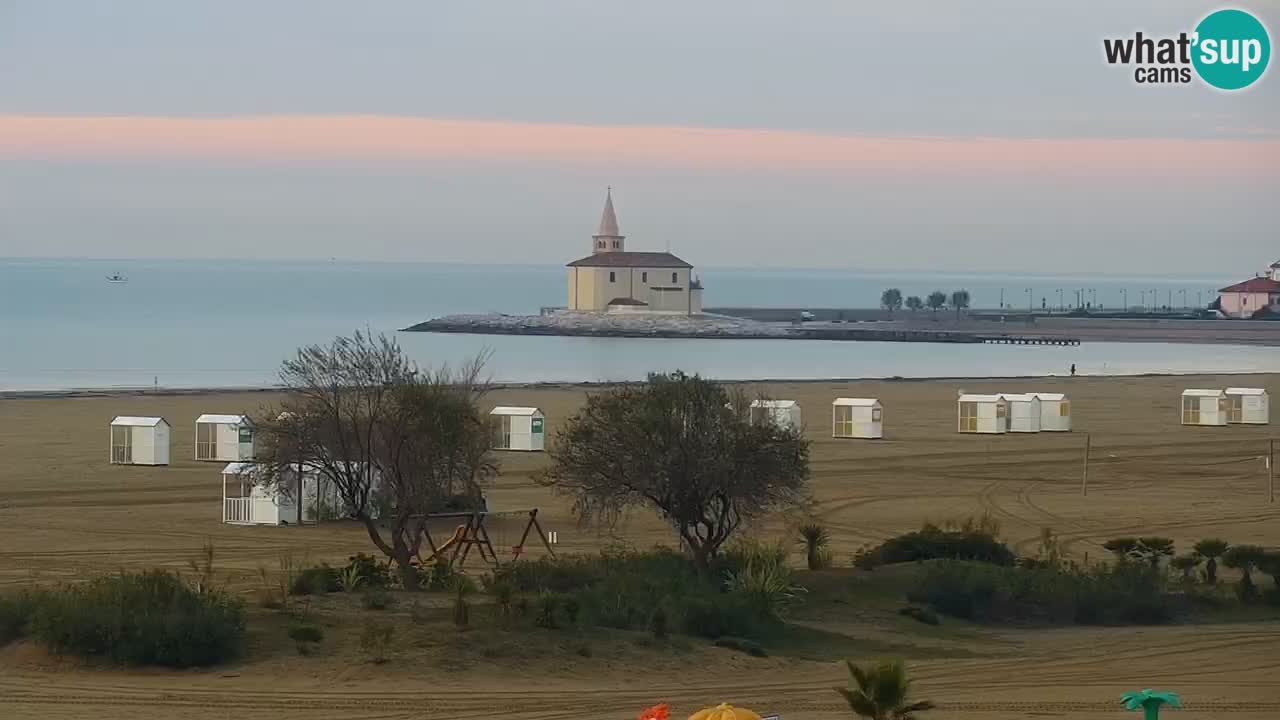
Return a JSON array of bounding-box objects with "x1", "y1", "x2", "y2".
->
[
  {"x1": 111, "y1": 425, "x2": 132, "y2": 464},
  {"x1": 1229, "y1": 395, "x2": 1244, "y2": 423},
  {"x1": 197, "y1": 423, "x2": 216, "y2": 460},
  {"x1": 959, "y1": 401, "x2": 978, "y2": 433},
  {"x1": 1182, "y1": 395, "x2": 1200, "y2": 425}
]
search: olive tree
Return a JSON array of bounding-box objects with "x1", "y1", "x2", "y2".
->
[
  {"x1": 541, "y1": 371, "x2": 810, "y2": 570},
  {"x1": 254, "y1": 332, "x2": 495, "y2": 589},
  {"x1": 880, "y1": 288, "x2": 903, "y2": 317}
]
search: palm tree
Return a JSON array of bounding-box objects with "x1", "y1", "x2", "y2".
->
[
  {"x1": 1136, "y1": 537, "x2": 1175, "y2": 568},
  {"x1": 799, "y1": 522, "x2": 831, "y2": 570},
  {"x1": 1121, "y1": 689, "x2": 1181, "y2": 720},
  {"x1": 1193, "y1": 538, "x2": 1229, "y2": 584},
  {"x1": 1170, "y1": 554, "x2": 1201, "y2": 583},
  {"x1": 1224, "y1": 544, "x2": 1266, "y2": 599},
  {"x1": 836, "y1": 659, "x2": 934, "y2": 719},
  {"x1": 905, "y1": 296, "x2": 923, "y2": 313},
  {"x1": 1103, "y1": 537, "x2": 1140, "y2": 562}
]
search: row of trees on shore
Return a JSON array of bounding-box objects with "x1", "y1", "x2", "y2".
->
[{"x1": 880, "y1": 288, "x2": 970, "y2": 318}]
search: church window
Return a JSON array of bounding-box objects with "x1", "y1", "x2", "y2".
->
[
  {"x1": 612, "y1": 240, "x2": 619, "y2": 248},
  {"x1": 609, "y1": 272, "x2": 616, "y2": 283},
  {"x1": 641, "y1": 272, "x2": 647, "y2": 283},
  {"x1": 597, "y1": 241, "x2": 604, "y2": 249}
]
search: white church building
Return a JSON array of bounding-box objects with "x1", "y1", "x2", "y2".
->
[{"x1": 566, "y1": 189, "x2": 703, "y2": 315}]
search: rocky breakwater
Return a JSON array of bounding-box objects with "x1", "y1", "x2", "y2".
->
[{"x1": 402, "y1": 312, "x2": 792, "y2": 339}]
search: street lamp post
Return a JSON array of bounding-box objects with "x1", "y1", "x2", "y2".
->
[
  {"x1": 1026, "y1": 288, "x2": 1032, "y2": 314},
  {"x1": 1122, "y1": 288, "x2": 1127, "y2": 310}
]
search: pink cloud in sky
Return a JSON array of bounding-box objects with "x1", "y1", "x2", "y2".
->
[{"x1": 0, "y1": 114, "x2": 1276, "y2": 180}]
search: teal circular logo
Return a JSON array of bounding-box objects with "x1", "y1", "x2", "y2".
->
[{"x1": 1192, "y1": 9, "x2": 1271, "y2": 90}]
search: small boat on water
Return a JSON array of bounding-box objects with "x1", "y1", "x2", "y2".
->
[{"x1": 106, "y1": 273, "x2": 128, "y2": 283}]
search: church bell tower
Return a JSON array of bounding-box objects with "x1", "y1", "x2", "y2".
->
[{"x1": 591, "y1": 187, "x2": 625, "y2": 254}]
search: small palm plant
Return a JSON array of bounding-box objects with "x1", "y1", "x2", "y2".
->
[
  {"x1": 1193, "y1": 539, "x2": 1229, "y2": 584},
  {"x1": 1104, "y1": 537, "x2": 1141, "y2": 563},
  {"x1": 799, "y1": 522, "x2": 832, "y2": 570},
  {"x1": 836, "y1": 659, "x2": 935, "y2": 719},
  {"x1": 1121, "y1": 689, "x2": 1181, "y2": 719},
  {"x1": 338, "y1": 564, "x2": 364, "y2": 593}
]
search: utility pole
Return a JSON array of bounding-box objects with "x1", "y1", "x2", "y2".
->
[
  {"x1": 1082, "y1": 433, "x2": 1091, "y2": 496},
  {"x1": 1270, "y1": 438, "x2": 1274, "y2": 503}
]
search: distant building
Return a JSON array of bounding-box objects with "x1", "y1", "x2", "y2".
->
[
  {"x1": 565, "y1": 189, "x2": 703, "y2": 315},
  {"x1": 1217, "y1": 259, "x2": 1280, "y2": 318}
]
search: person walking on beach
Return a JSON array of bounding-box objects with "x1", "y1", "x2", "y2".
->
[{"x1": 1070, "y1": 363, "x2": 1076, "y2": 377}]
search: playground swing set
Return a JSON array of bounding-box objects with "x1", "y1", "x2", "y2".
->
[{"x1": 416, "y1": 508, "x2": 556, "y2": 569}]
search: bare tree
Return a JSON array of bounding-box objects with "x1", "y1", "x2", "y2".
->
[
  {"x1": 254, "y1": 332, "x2": 494, "y2": 589},
  {"x1": 541, "y1": 371, "x2": 810, "y2": 570}
]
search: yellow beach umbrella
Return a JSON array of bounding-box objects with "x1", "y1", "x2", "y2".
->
[{"x1": 687, "y1": 704, "x2": 763, "y2": 720}]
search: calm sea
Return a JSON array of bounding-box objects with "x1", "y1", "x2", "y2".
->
[{"x1": 0, "y1": 258, "x2": 1274, "y2": 390}]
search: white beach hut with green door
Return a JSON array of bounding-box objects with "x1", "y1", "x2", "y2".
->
[{"x1": 490, "y1": 406, "x2": 546, "y2": 451}]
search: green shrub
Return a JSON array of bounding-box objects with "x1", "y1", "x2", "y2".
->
[
  {"x1": 648, "y1": 604, "x2": 669, "y2": 639},
  {"x1": 673, "y1": 594, "x2": 763, "y2": 639},
  {"x1": 360, "y1": 620, "x2": 394, "y2": 663},
  {"x1": 361, "y1": 588, "x2": 394, "y2": 610},
  {"x1": 0, "y1": 591, "x2": 38, "y2": 645},
  {"x1": 291, "y1": 565, "x2": 340, "y2": 595},
  {"x1": 714, "y1": 636, "x2": 768, "y2": 657},
  {"x1": 910, "y1": 559, "x2": 1172, "y2": 626},
  {"x1": 535, "y1": 592, "x2": 562, "y2": 629},
  {"x1": 287, "y1": 624, "x2": 323, "y2": 654},
  {"x1": 859, "y1": 524, "x2": 1015, "y2": 569},
  {"x1": 31, "y1": 571, "x2": 245, "y2": 667},
  {"x1": 426, "y1": 560, "x2": 455, "y2": 591},
  {"x1": 898, "y1": 606, "x2": 940, "y2": 625},
  {"x1": 725, "y1": 547, "x2": 804, "y2": 620}
]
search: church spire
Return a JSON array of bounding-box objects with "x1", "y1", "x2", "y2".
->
[{"x1": 591, "y1": 186, "x2": 625, "y2": 254}]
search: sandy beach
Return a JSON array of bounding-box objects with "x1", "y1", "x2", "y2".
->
[{"x1": 2, "y1": 373, "x2": 1278, "y2": 718}]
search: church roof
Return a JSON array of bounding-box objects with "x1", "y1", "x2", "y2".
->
[
  {"x1": 1219, "y1": 277, "x2": 1280, "y2": 293},
  {"x1": 594, "y1": 188, "x2": 623, "y2": 238},
  {"x1": 567, "y1": 251, "x2": 692, "y2": 268}
]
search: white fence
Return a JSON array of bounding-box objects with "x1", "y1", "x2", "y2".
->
[{"x1": 223, "y1": 497, "x2": 254, "y2": 525}]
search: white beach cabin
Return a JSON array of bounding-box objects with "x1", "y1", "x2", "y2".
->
[
  {"x1": 490, "y1": 407, "x2": 546, "y2": 451},
  {"x1": 1225, "y1": 388, "x2": 1270, "y2": 425},
  {"x1": 221, "y1": 462, "x2": 378, "y2": 526},
  {"x1": 750, "y1": 400, "x2": 803, "y2": 431},
  {"x1": 1181, "y1": 389, "x2": 1228, "y2": 427},
  {"x1": 110, "y1": 416, "x2": 171, "y2": 466},
  {"x1": 958, "y1": 394, "x2": 1008, "y2": 434},
  {"x1": 195, "y1": 414, "x2": 255, "y2": 461},
  {"x1": 832, "y1": 398, "x2": 883, "y2": 439},
  {"x1": 1035, "y1": 393, "x2": 1072, "y2": 432},
  {"x1": 1000, "y1": 394, "x2": 1042, "y2": 433}
]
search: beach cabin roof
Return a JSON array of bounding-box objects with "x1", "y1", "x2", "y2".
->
[
  {"x1": 1035, "y1": 393, "x2": 1066, "y2": 401},
  {"x1": 833, "y1": 398, "x2": 879, "y2": 407},
  {"x1": 197, "y1": 413, "x2": 252, "y2": 425},
  {"x1": 221, "y1": 461, "x2": 257, "y2": 475},
  {"x1": 751, "y1": 399, "x2": 798, "y2": 408},
  {"x1": 998, "y1": 393, "x2": 1039, "y2": 402},
  {"x1": 111, "y1": 416, "x2": 168, "y2": 427},
  {"x1": 1182, "y1": 389, "x2": 1226, "y2": 397},
  {"x1": 958, "y1": 394, "x2": 1004, "y2": 403},
  {"x1": 490, "y1": 406, "x2": 541, "y2": 416},
  {"x1": 1225, "y1": 387, "x2": 1267, "y2": 395}
]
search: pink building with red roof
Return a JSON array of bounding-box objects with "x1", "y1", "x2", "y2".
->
[{"x1": 1217, "y1": 260, "x2": 1280, "y2": 318}]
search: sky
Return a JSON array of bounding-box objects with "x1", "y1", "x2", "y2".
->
[{"x1": 0, "y1": 0, "x2": 1277, "y2": 274}]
